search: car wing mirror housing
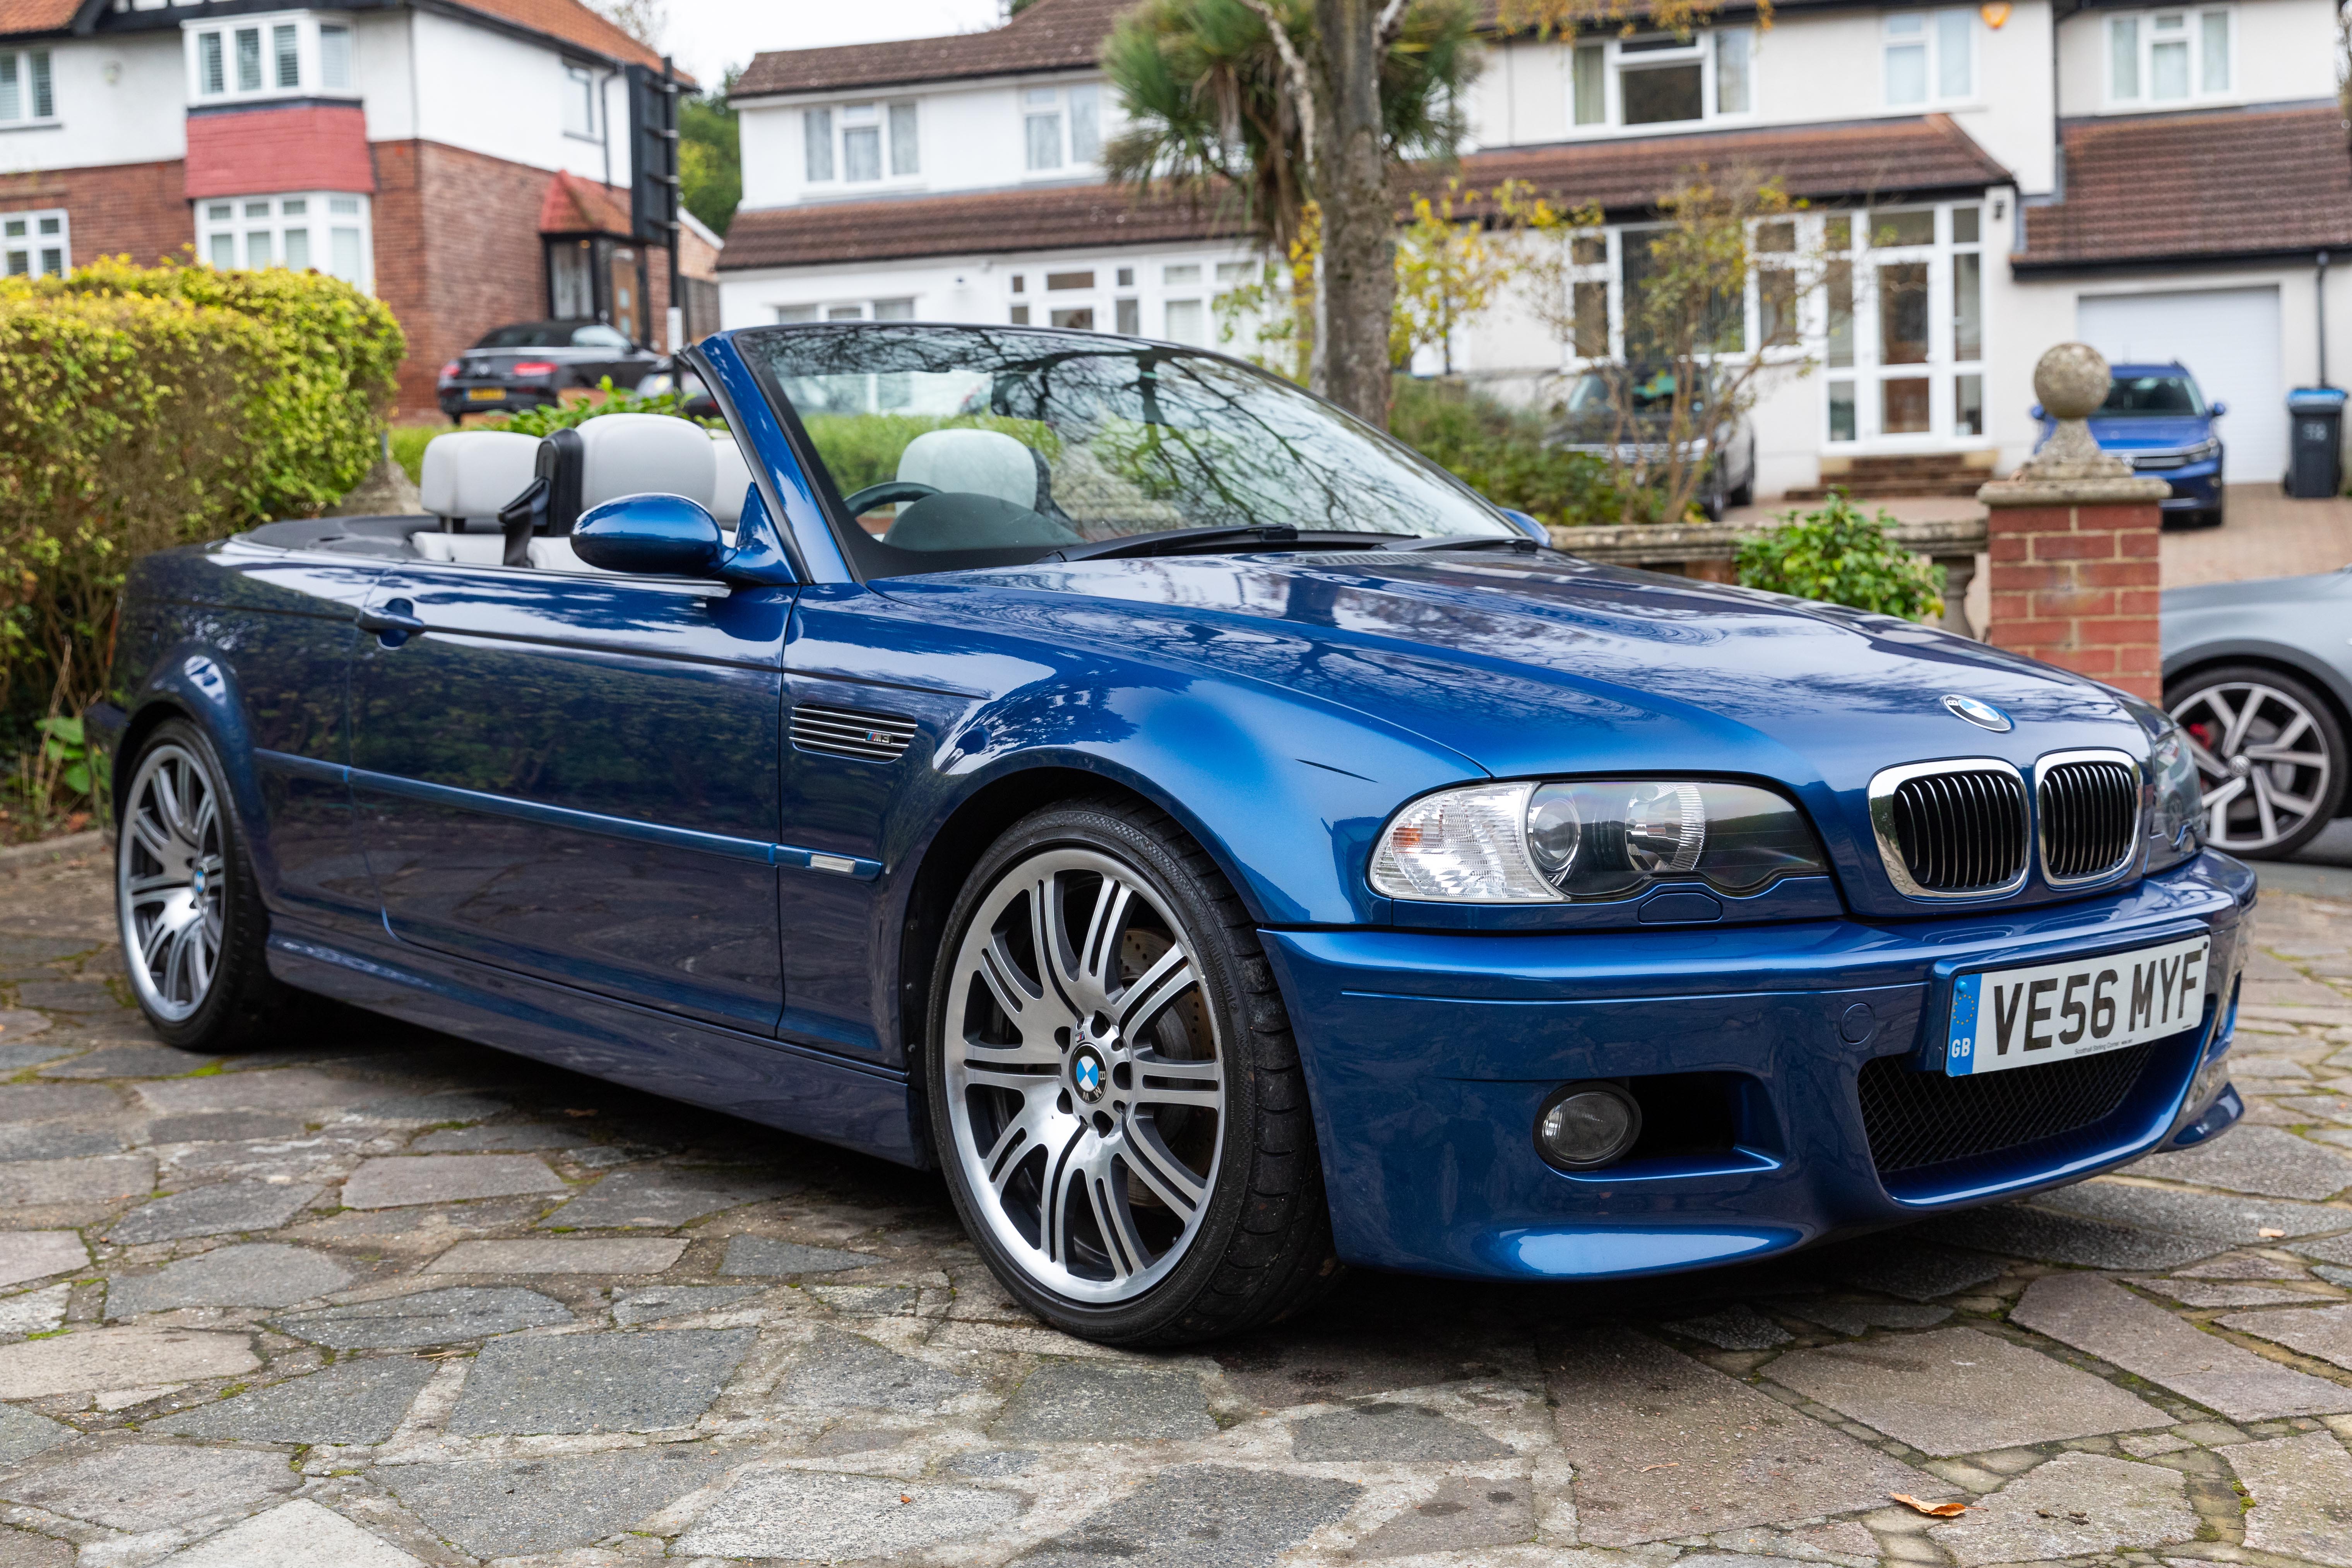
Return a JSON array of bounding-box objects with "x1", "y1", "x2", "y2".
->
[
  {"x1": 2208, "y1": 400, "x2": 2227, "y2": 417},
  {"x1": 573, "y1": 493, "x2": 727, "y2": 577},
  {"x1": 1500, "y1": 508, "x2": 1551, "y2": 544}
]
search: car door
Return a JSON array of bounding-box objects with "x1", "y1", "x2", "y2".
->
[{"x1": 347, "y1": 558, "x2": 793, "y2": 1034}]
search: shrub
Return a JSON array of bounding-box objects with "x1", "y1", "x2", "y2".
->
[
  {"x1": 391, "y1": 383, "x2": 717, "y2": 485},
  {"x1": 1387, "y1": 376, "x2": 1636, "y2": 529},
  {"x1": 1735, "y1": 490, "x2": 1946, "y2": 622},
  {"x1": 0, "y1": 258, "x2": 401, "y2": 811}
]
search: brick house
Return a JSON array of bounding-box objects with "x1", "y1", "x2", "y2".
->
[
  {"x1": 721, "y1": 0, "x2": 2352, "y2": 499},
  {"x1": 0, "y1": 0, "x2": 721, "y2": 414}
]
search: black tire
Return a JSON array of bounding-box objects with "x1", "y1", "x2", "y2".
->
[
  {"x1": 116, "y1": 719, "x2": 301, "y2": 1051},
  {"x1": 2165, "y1": 665, "x2": 2347, "y2": 860},
  {"x1": 924, "y1": 797, "x2": 1338, "y2": 1346}
]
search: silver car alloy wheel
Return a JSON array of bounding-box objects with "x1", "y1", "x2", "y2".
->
[
  {"x1": 2170, "y1": 680, "x2": 2336, "y2": 854},
  {"x1": 118, "y1": 742, "x2": 225, "y2": 1023},
  {"x1": 942, "y1": 847, "x2": 1225, "y2": 1305}
]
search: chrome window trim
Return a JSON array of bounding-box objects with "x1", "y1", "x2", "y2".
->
[
  {"x1": 1866, "y1": 757, "x2": 2030, "y2": 900},
  {"x1": 2034, "y1": 746, "x2": 2143, "y2": 888}
]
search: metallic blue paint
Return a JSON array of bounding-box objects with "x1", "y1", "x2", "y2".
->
[
  {"x1": 573, "y1": 493, "x2": 728, "y2": 578},
  {"x1": 93, "y1": 325, "x2": 2261, "y2": 1288}
]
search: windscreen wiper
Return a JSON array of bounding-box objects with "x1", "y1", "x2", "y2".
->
[
  {"x1": 1387, "y1": 534, "x2": 1546, "y2": 555},
  {"x1": 1046, "y1": 525, "x2": 1422, "y2": 562}
]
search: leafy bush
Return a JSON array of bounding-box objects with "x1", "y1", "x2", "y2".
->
[
  {"x1": 0, "y1": 258, "x2": 401, "y2": 824},
  {"x1": 391, "y1": 383, "x2": 716, "y2": 484},
  {"x1": 1387, "y1": 377, "x2": 1636, "y2": 529},
  {"x1": 1735, "y1": 490, "x2": 1946, "y2": 622}
]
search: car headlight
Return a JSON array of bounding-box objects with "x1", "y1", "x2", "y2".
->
[
  {"x1": 2186, "y1": 438, "x2": 2220, "y2": 464},
  {"x1": 2120, "y1": 696, "x2": 2203, "y2": 872},
  {"x1": 1369, "y1": 779, "x2": 1828, "y2": 903}
]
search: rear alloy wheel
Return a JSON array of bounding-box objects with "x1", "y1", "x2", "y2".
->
[
  {"x1": 116, "y1": 720, "x2": 298, "y2": 1050},
  {"x1": 928, "y1": 799, "x2": 1335, "y2": 1345},
  {"x1": 2167, "y1": 666, "x2": 2347, "y2": 859}
]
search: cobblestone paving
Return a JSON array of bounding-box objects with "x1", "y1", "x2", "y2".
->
[{"x1": 0, "y1": 840, "x2": 2345, "y2": 1567}]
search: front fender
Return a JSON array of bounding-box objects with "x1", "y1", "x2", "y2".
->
[{"x1": 117, "y1": 645, "x2": 276, "y2": 886}]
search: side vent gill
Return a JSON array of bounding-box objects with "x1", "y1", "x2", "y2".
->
[{"x1": 790, "y1": 705, "x2": 918, "y2": 763}]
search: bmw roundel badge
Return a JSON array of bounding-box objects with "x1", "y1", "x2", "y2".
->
[
  {"x1": 1072, "y1": 1049, "x2": 1106, "y2": 1102},
  {"x1": 1942, "y1": 694, "x2": 2014, "y2": 733}
]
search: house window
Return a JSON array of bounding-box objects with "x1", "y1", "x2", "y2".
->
[
  {"x1": 1567, "y1": 31, "x2": 1755, "y2": 132},
  {"x1": 2108, "y1": 9, "x2": 2232, "y2": 104},
  {"x1": 803, "y1": 101, "x2": 918, "y2": 185},
  {"x1": 190, "y1": 16, "x2": 346, "y2": 104},
  {"x1": 319, "y1": 25, "x2": 351, "y2": 91},
  {"x1": 563, "y1": 63, "x2": 597, "y2": 138},
  {"x1": 0, "y1": 50, "x2": 55, "y2": 123},
  {"x1": 199, "y1": 192, "x2": 371, "y2": 289},
  {"x1": 1826, "y1": 202, "x2": 1984, "y2": 444},
  {"x1": 1884, "y1": 10, "x2": 1974, "y2": 106},
  {"x1": 1, "y1": 209, "x2": 67, "y2": 277},
  {"x1": 1024, "y1": 83, "x2": 1101, "y2": 172}
]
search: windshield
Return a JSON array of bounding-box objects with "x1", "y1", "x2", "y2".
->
[
  {"x1": 1563, "y1": 369, "x2": 1707, "y2": 416},
  {"x1": 2099, "y1": 375, "x2": 2206, "y2": 416},
  {"x1": 475, "y1": 322, "x2": 582, "y2": 349},
  {"x1": 742, "y1": 324, "x2": 1514, "y2": 577}
]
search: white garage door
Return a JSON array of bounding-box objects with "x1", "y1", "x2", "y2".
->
[{"x1": 2077, "y1": 286, "x2": 2284, "y2": 484}]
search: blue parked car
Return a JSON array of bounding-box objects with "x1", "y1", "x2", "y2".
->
[
  {"x1": 2035, "y1": 361, "x2": 2226, "y2": 528},
  {"x1": 93, "y1": 324, "x2": 2249, "y2": 1346}
]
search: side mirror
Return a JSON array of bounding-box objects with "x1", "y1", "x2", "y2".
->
[
  {"x1": 2209, "y1": 401, "x2": 2228, "y2": 418},
  {"x1": 2029, "y1": 404, "x2": 2045, "y2": 421},
  {"x1": 573, "y1": 493, "x2": 725, "y2": 577},
  {"x1": 1500, "y1": 508, "x2": 1551, "y2": 544}
]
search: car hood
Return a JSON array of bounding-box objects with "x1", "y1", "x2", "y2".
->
[
  {"x1": 885, "y1": 549, "x2": 2146, "y2": 791},
  {"x1": 2082, "y1": 415, "x2": 2211, "y2": 449}
]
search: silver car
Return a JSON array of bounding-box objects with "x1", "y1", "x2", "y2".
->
[
  {"x1": 2162, "y1": 564, "x2": 2352, "y2": 858},
  {"x1": 1550, "y1": 367, "x2": 1759, "y2": 522}
]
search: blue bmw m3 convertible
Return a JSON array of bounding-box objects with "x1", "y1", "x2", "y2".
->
[{"x1": 92, "y1": 324, "x2": 2252, "y2": 1346}]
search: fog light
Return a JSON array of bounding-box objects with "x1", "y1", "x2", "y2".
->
[{"x1": 1535, "y1": 1082, "x2": 1642, "y2": 1171}]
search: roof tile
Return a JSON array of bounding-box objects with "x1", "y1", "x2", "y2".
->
[
  {"x1": 2020, "y1": 104, "x2": 2352, "y2": 268},
  {"x1": 735, "y1": 0, "x2": 1130, "y2": 98}
]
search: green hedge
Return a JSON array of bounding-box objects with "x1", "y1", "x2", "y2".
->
[
  {"x1": 1388, "y1": 377, "x2": 1631, "y2": 528},
  {"x1": 1736, "y1": 490, "x2": 1946, "y2": 622},
  {"x1": 0, "y1": 257, "x2": 402, "y2": 751}
]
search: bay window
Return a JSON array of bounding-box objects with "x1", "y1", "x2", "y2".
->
[
  {"x1": 2108, "y1": 9, "x2": 2232, "y2": 105},
  {"x1": 188, "y1": 14, "x2": 355, "y2": 103},
  {"x1": 1567, "y1": 30, "x2": 1756, "y2": 133},
  {"x1": 199, "y1": 192, "x2": 371, "y2": 290}
]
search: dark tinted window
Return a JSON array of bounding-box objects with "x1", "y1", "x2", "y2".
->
[
  {"x1": 1563, "y1": 369, "x2": 1710, "y2": 415},
  {"x1": 2100, "y1": 375, "x2": 2205, "y2": 416},
  {"x1": 474, "y1": 321, "x2": 580, "y2": 349}
]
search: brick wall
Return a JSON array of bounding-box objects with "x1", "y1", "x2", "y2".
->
[
  {"x1": 375, "y1": 140, "x2": 678, "y2": 417},
  {"x1": 1984, "y1": 502, "x2": 2163, "y2": 699},
  {"x1": 1, "y1": 161, "x2": 192, "y2": 269}
]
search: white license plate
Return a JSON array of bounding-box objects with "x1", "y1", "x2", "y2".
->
[{"x1": 1945, "y1": 935, "x2": 2210, "y2": 1077}]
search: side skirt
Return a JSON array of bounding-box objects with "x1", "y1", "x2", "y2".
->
[{"x1": 265, "y1": 919, "x2": 926, "y2": 1168}]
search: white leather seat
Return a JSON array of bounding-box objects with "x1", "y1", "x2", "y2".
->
[
  {"x1": 418, "y1": 430, "x2": 539, "y2": 527},
  {"x1": 414, "y1": 532, "x2": 509, "y2": 565},
  {"x1": 710, "y1": 431, "x2": 752, "y2": 526},
  {"x1": 577, "y1": 413, "x2": 717, "y2": 512},
  {"x1": 896, "y1": 428, "x2": 1040, "y2": 508}
]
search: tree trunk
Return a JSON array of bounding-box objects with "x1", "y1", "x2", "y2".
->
[{"x1": 1309, "y1": 0, "x2": 1393, "y2": 430}]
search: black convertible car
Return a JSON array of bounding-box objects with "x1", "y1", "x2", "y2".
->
[{"x1": 436, "y1": 320, "x2": 661, "y2": 421}]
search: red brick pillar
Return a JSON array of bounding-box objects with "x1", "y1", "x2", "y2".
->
[{"x1": 1978, "y1": 344, "x2": 2171, "y2": 700}]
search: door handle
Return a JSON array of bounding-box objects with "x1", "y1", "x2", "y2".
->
[{"x1": 358, "y1": 599, "x2": 424, "y2": 645}]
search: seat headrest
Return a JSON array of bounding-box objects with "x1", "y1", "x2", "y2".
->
[
  {"x1": 419, "y1": 431, "x2": 541, "y2": 522},
  {"x1": 709, "y1": 431, "x2": 752, "y2": 526},
  {"x1": 896, "y1": 428, "x2": 1040, "y2": 510},
  {"x1": 576, "y1": 413, "x2": 717, "y2": 511}
]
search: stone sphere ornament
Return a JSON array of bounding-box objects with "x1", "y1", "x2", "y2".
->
[{"x1": 2035, "y1": 342, "x2": 2112, "y2": 421}]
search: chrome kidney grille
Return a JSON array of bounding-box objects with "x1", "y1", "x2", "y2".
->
[
  {"x1": 790, "y1": 705, "x2": 918, "y2": 763},
  {"x1": 2037, "y1": 753, "x2": 2140, "y2": 883},
  {"x1": 1872, "y1": 761, "x2": 2030, "y2": 897}
]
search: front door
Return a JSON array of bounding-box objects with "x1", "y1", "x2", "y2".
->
[{"x1": 348, "y1": 560, "x2": 792, "y2": 1034}]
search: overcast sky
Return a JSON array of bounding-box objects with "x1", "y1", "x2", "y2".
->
[{"x1": 658, "y1": 0, "x2": 1005, "y2": 91}]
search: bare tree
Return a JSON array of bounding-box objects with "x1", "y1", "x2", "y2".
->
[{"x1": 593, "y1": 0, "x2": 667, "y2": 50}]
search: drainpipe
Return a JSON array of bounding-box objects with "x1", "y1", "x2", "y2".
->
[{"x1": 2319, "y1": 250, "x2": 2332, "y2": 387}]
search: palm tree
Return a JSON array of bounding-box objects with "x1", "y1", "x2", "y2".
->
[{"x1": 1101, "y1": 0, "x2": 1479, "y2": 423}]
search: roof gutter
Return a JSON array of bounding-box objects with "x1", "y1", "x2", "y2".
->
[{"x1": 2011, "y1": 244, "x2": 2352, "y2": 277}]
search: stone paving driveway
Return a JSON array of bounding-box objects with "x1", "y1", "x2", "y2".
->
[{"x1": 0, "y1": 840, "x2": 2346, "y2": 1568}]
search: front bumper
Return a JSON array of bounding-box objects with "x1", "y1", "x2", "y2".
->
[
  {"x1": 2143, "y1": 462, "x2": 2221, "y2": 513},
  {"x1": 1262, "y1": 851, "x2": 2254, "y2": 1280}
]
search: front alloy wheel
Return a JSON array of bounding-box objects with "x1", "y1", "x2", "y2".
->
[
  {"x1": 928, "y1": 799, "x2": 1335, "y2": 1345},
  {"x1": 2169, "y1": 666, "x2": 2347, "y2": 859},
  {"x1": 120, "y1": 739, "x2": 225, "y2": 1022}
]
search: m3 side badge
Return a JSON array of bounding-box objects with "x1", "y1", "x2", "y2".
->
[{"x1": 1943, "y1": 694, "x2": 2014, "y2": 733}]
